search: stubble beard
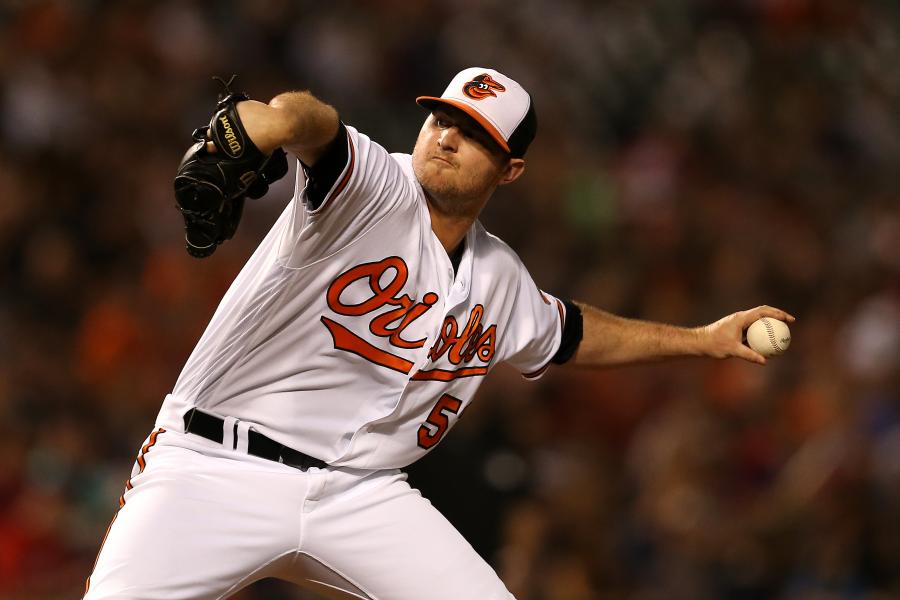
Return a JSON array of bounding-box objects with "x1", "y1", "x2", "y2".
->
[{"x1": 413, "y1": 158, "x2": 496, "y2": 218}]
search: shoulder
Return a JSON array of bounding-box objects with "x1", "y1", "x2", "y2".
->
[
  {"x1": 388, "y1": 152, "x2": 420, "y2": 185},
  {"x1": 474, "y1": 222, "x2": 522, "y2": 264},
  {"x1": 339, "y1": 127, "x2": 420, "y2": 200},
  {"x1": 344, "y1": 126, "x2": 412, "y2": 175},
  {"x1": 472, "y1": 222, "x2": 528, "y2": 283}
]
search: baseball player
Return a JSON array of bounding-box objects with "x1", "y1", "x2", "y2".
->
[{"x1": 84, "y1": 68, "x2": 794, "y2": 599}]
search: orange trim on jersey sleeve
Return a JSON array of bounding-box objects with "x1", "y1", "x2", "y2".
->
[
  {"x1": 522, "y1": 298, "x2": 565, "y2": 380},
  {"x1": 416, "y1": 97, "x2": 511, "y2": 153},
  {"x1": 85, "y1": 428, "x2": 166, "y2": 597},
  {"x1": 411, "y1": 366, "x2": 489, "y2": 381},
  {"x1": 317, "y1": 129, "x2": 356, "y2": 213},
  {"x1": 321, "y1": 316, "x2": 414, "y2": 374}
]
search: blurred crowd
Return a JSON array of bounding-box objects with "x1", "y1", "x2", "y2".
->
[{"x1": 1, "y1": 0, "x2": 899, "y2": 598}]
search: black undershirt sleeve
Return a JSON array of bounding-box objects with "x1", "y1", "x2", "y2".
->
[
  {"x1": 300, "y1": 122, "x2": 349, "y2": 210},
  {"x1": 550, "y1": 299, "x2": 583, "y2": 365}
]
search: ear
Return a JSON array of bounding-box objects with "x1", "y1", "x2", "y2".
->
[{"x1": 498, "y1": 158, "x2": 525, "y2": 186}]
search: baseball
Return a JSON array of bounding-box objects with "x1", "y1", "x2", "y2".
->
[{"x1": 746, "y1": 318, "x2": 791, "y2": 357}]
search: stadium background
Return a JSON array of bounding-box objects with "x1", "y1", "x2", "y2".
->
[{"x1": 1, "y1": 0, "x2": 899, "y2": 598}]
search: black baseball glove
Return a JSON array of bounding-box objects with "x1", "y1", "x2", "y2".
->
[{"x1": 174, "y1": 76, "x2": 288, "y2": 258}]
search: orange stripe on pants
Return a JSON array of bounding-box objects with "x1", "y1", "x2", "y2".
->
[{"x1": 84, "y1": 428, "x2": 166, "y2": 597}]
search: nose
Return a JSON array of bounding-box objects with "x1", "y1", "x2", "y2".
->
[{"x1": 437, "y1": 126, "x2": 460, "y2": 152}]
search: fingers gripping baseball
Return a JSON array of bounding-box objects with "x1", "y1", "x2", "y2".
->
[
  {"x1": 740, "y1": 305, "x2": 796, "y2": 328},
  {"x1": 702, "y1": 305, "x2": 795, "y2": 365}
]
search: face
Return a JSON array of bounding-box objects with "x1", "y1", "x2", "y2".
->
[{"x1": 412, "y1": 107, "x2": 523, "y2": 217}]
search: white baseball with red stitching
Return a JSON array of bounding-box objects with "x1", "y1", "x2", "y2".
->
[{"x1": 747, "y1": 317, "x2": 791, "y2": 357}]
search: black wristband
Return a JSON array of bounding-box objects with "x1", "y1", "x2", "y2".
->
[{"x1": 551, "y1": 299, "x2": 583, "y2": 365}]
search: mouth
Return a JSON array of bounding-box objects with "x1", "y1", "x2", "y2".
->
[{"x1": 430, "y1": 156, "x2": 455, "y2": 168}]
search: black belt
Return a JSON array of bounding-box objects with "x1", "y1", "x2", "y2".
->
[{"x1": 183, "y1": 408, "x2": 328, "y2": 472}]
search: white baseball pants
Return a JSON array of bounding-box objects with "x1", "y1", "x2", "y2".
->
[{"x1": 84, "y1": 428, "x2": 514, "y2": 600}]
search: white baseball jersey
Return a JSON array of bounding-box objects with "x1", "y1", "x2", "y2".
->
[{"x1": 155, "y1": 124, "x2": 564, "y2": 469}]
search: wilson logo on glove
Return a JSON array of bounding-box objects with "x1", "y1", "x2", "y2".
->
[{"x1": 217, "y1": 114, "x2": 243, "y2": 157}]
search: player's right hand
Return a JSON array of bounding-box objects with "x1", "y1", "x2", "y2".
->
[{"x1": 700, "y1": 305, "x2": 796, "y2": 365}]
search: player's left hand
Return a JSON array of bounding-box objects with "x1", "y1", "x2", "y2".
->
[{"x1": 699, "y1": 305, "x2": 796, "y2": 365}]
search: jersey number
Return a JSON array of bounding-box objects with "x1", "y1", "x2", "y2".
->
[{"x1": 417, "y1": 394, "x2": 463, "y2": 450}]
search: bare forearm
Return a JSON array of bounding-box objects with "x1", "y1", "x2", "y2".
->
[
  {"x1": 571, "y1": 302, "x2": 796, "y2": 367},
  {"x1": 572, "y1": 303, "x2": 703, "y2": 367},
  {"x1": 235, "y1": 91, "x2": 339, "y2": 163}
]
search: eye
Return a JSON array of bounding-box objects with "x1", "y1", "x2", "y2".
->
[
  {"x1": 464, "y1": 129, "x2": 486, "y2": 145},
  {"x1": 435, "y1": 116, "x2": 450, "y2": 128}
]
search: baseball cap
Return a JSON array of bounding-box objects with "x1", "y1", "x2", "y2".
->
[{"x1": 416, "y1": 67, "x2": 537, "y2": 158}]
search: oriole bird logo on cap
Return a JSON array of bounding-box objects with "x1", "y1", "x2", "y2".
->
[{"x1": 463, "y1": 74, "x2": 506, "y2": 100}]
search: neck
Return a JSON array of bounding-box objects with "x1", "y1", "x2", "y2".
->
[{"x1": 425, "y1": 197, "x2": 475, "y2": 254}]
